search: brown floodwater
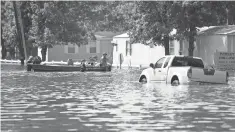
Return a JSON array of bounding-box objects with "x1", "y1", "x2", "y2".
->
[{"x1": 1, "y1": 64, "x2": 235, "y2": 132}]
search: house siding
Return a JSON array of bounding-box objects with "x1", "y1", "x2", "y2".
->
[
  {"x1": 112, "y1": 36, "x2": 166, "y2": 68},
  {"x1": 172, "y1": 40, "x2": 180, "y2": 55},
  {"x1": 47, "y1": 39, "x2": 113, "y2": 62},
  {"x1": 228, "y1": 35, "x2": 235, "y2": 52},
  {"x1": 194, "y1": 35, "x2": 229, "y2": 65}
]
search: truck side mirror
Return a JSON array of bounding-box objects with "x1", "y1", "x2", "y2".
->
[{"x1": 149, "y1": 63, "x2": 154, "y2": 69}]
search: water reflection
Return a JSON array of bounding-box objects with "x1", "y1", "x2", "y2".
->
[{"x1": 1, "y1": 68, "x2": 235, "y2": 132}]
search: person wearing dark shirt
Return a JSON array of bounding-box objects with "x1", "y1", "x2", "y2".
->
[{"x1": 100, "y1": 53, "x2": 108, "y2": 67}]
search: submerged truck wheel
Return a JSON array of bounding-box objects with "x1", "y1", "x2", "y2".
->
[
  {"x1": 171, "y1": 76, "x2": 179, "y2": 86},
  {"x1": 139, "y1": 75, "x2": 147, "y2": 83}
]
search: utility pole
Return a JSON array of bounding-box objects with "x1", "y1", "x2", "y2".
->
[{"x1": 13, "y1": 1, "x2": 27, "y2": 65}]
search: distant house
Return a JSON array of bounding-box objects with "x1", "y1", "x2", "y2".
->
[
  {"x1": 111, "y1": 32, "x2": 182, "y2": 68},
  {"x1": 38, "y1": 32, "x2": 121, "y2": 62},
  {"x1": 192, "y1": 25, "x2": 235, "y2": 65}
]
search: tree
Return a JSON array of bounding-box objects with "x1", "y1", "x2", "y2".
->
[
  {"x1": 28, "y1": 1, "x2": 52, "y2": 61},
  {"x1": 1, "y1": 1, "x2": 7, "y2": 59},
  {"x1": 128, "y1": 1, "x2": 176, "y2": 55},
  {"x1": 2, "y1": 1, "x2": 35, "y2": 60},
  {"x1": 1, "y1": 1, "x2": 18, "y2": 59},
  {"x1": 28, "y1": 1, "x2": 102, "y2": 61},
  {"x1": 208, "y1": 1, "x2": 235, "y2": 25},
  {"x1": 173, "y1": 1, "x2": 235, "y2": 56},
  {"x1": 2, "y1": 1, "x2": 131, "y2": 61},
  {"x1": 1, "y1": 27, "x2": 6, "y2": 59},
  {"x1": 19, "y1": 1, "x2": 34, "y2": 57},
  {"x1": 90, "y1": 1, "x2": 131, "y2": 32}
]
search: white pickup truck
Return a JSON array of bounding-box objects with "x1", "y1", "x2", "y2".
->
[{"x1": 139, "y1": 55, "x2": 229, "y2": 85}]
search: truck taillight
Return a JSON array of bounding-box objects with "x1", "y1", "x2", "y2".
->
[{"x1": 187, "y1": 68, "x2": 192, "y2": 78}]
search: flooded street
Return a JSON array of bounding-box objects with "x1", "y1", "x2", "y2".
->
[{"x1": 1, "y1": 66, "x2": 235, "y2": 132}]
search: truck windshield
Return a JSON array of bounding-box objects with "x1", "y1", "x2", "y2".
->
[{"x1": 171, "y1": 57, "x2": 204, "y2": 68}]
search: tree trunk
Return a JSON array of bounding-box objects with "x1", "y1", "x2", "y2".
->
[
  {"x1": 188, "y1": 25, "x2": 196, "y2": 56},
  {"x1": 41, "y1": 46, "x2": 47, "y2": 62},
  {"x1": 13, "y1": 1, "x2": 25, "y2": 64},
  {"x1": 1, "y1": 28, "x2": 6, "y2": 59},
  {"x1": 1, "y1": 44, "x2": 6, "y2": 59},
  {"x1": 164, "y1": 35, "x2": 170, "y2": 55},
  {"x1": 9, "y1": 48, "x2": 16, "y2": 59}
]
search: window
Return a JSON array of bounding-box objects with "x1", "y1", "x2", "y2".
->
[
  {"x1": 115, "y1": 40, "x2": 118, "y2": 52},
  {"x1": 171, "y1": 57, "x2": 204, "y2": 68},
  {"x1": 90, "y1": 47, "x2": 96, "y2": 53},
  {"x1": 155, "y1": 57, "x2": 166, "y2": 68},
  {"x1": 68, "y1": 46, "x2": 75, "y2": 54},
  {"x1": 163, "y1": 57, "x2": 171, "y2": 68},
  {"x1": 169, "y1": 41, "x2": 174, "y2": 55},
  {"x1": 65, "y1": 43, "x2": 77, "y2": 54},
  {"x1": 88, "y1": 40, "x2": 96, "y2": 53},
  {"x1": 126, "y1": 41, "x2": 132, "y2": 56}
]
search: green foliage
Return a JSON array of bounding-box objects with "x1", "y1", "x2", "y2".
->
[
  {"x1": 129, "y1": 1, "x2": 175, "y2": 45},
  {"x1": 126, "y1": 1, "x2": 176, "y2": 55},
  {"x1": 28, "y1": 1, "x2": 106, "y2": 47},
  {"x1": 208, "y1": 1, "x2": 235, "y2": 25},
  {"x1": 94, "y1": 1, "x2": 132, "y2": 32},
  {"x1": 1, "y1": 1, "x2": 235, "y2": 59},
  {"x1": 1, "y1": 1, "x2": 17, "y2": 50},
  {"x1": 125, "y1": 1, "x2": 235, "y2": 56},
  {"x1": 172, "y1": 1, "x2": 235, "y2": 56}
]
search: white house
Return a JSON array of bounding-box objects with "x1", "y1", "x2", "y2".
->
[
  {"x1": 111, "y1": 32, "x2": 182, "y2": 68},
  {"x1": 193, "y1": 25, "x2": 235, "y2": 66},
  {"x1": 38, "y1": 32, "x2": 121, "y2": 62}
]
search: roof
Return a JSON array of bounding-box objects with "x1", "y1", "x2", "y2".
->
[
  {"x1": 113, "y1": 33, "x2": 129, "y2": 38},
  {"x1": 228, "y1": 32, "x2": 235, "y2": 35},
  {"x1": 114, "y1": 29, "x2": 177, "y2": 38},
  {"x1": 197, "y1": 25, "x2": 235, "y2": 36},
  {"x1": 94, "y1": 31, "x2": 122, "y2": 38},
  {"x1": 94, "y1": 35, "x2": 107, "y2": 39}
]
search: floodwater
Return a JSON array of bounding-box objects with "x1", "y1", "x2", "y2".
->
[{"x1": 1, "y1": 65, "x2": 235, "y2": 132}]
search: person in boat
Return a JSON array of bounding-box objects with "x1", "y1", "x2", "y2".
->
[
  {"x1": 81, "y1": 59, "x2": 86, "y2": 72},
  {"x1": 67, "y1": 59, "x2": 74, "y2": 66},
  {"x1": 100, "y1": 52, "x2": 108, "y2": 67},
  {"x1": 33, "y1": 56, "x2": 42, "y2": 64},
  {"x1": 27, "y1": 56, "x2": 34, "y2": 64},
  {"x1": 88, "y1": 57, "x2": 94, "y2": 66}
]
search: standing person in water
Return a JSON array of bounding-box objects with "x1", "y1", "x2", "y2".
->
[{"x1": 100, "y1": 53, "x2": 108, "y2": 67}]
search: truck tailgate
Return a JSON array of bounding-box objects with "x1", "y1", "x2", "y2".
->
[{"x1": 191, "y1": 68, "x2": 227, "y2": 84}]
